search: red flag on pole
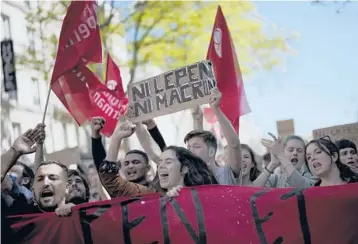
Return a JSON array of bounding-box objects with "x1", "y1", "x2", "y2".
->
[
  {"x1": 105, "y1": 54, "x2": 125, "y2": 99},
  {"x1": 84, "y1": 66, "x2": 126, "y2": 136},
  {"x1": 105, "y1": 53, "x2": 128, "y2": 114},
  {"x1": 50, "y1": 0, "x2": 102, "y2": 125},
  {"x1": 206, "y1": 5, "x2": 250, "y2": 133}
]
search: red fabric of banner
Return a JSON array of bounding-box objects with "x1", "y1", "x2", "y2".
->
[
  {"x1": 206, "y1": 6, "x2": 251, "y2": 133},
  {"x1": 9, "y1": 184, "x2": 358, "y2": 244}
]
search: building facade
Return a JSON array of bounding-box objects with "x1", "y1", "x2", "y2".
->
[
  {"x1": 1, "y1": 1, "x2": 92, "y2": 165},
  {"x1": 1, "y1": 0, "x2": 265, "y2": 168}
]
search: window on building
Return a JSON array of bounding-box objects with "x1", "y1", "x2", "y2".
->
[
  {"x1": 1, "y1": 14, "x2": 11, "y2": 40},
  {"x1": 27, "y1": 26, "x2": 35, "y2": 53},
  {"x1": 77, "y1": 126, "x2": 90, "y2": 153},
  {"x1": 24, "y1": 0, "x2": 31, "y2": 9},
  {"x1": 31, "y1": 77, "x2": 41, "y2": 106},
  {"x1": 53, "y1": 122, "x2": 65, "y2": 151},
  {"x1": 12, "y1": 122, "x2": 21, "y2": 139},
  {"x1": 62, "y1": 122, "x2": 68, "y2": 147},
  {"x1": 1, "y1": 14, "x2": 17, "y2": 102},
  {"x1": 66, "y1": 123, "x2": 78, "y2": 148}
]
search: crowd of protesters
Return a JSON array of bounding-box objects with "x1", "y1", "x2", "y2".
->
[{"x1": 2, "y1": 88, "x2": 358, "y2": 242}]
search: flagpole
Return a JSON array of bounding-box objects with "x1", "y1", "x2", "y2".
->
[{"x1": 42, "y1": 83, "x2": 52, "y2": 124}]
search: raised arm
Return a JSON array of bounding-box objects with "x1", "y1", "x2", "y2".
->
[
  {"x1": 1, "y1": 127, "x2": 42, "y2": 181},
  {"x1": 252, "y1": 153, "x2": 280, "y2": 187},
  {"x1": 34, "y1": 124, "x2": 46, "y2": 170},
  {"x1": 100, "y1": 120, "x2": 154, "y2": 197},
  {"x1": 91, "y1": 117, "x2": 107, "y2": 171},
  {"x1": 262, "y1": 134, "x2": 314, "y2": 188},
  {"x1": 191, "y1": 106, "x2": 204, "y2": 131},
  {"x1": 210, "y1": 88, "x2": 242, "y2": 175},
  {"x1": 134, "y1": 122, "x2": 162, "y2": 164},
  {"x1": 143, "y1": 119, "x2": 167, "y2": 152},
  {"x1": 126, "y1": 107, "x2": 161, "y2": 164}
]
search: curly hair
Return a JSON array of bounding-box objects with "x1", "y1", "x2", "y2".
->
[
  {"x1": 68, "y1": 169, "x2": 90, "y2": 203},
  {"x1": 305, "y1": 138, "x2": 358, "y2": 185}
]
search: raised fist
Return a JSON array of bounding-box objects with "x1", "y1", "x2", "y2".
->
[
  {"x1": 113, "y1": 121, "x2": 136, "y2": 139},
  {"x1": 209, "y1": 88, "x2": 222, "y2": 109},
  {"x1": 91, "y1": 117, "x2": 105, "y2": 138}
]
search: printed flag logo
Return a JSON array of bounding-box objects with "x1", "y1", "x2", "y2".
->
[{"x1": 214, "y1": 28, "x2": 222, "y2": 58}]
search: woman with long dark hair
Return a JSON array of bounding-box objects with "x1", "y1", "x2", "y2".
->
[
  {"x1": 236, "y1": 144, "x2": 261, "y2": 186},
  {"x1": 305, "y1": 137, "x2": 358, "y2": 186},
  {"x1": 99, "y1": 145, "x2": 217, "y2": 197},
  {"x1": 158, "y1": 146, "x2": 218, "y2": 189}
]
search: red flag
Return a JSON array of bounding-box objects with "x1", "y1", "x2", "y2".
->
[
  {"x1": 85, "y1": 67, "x2": 127, "y2": 136},
  {"x1": 51, "y1": 1, "x2": 102, "y2": 82},
  {"x1": 50, "y1": 0, "x2": 102, "y2": 125},
  {"x1": 52, "y1": 67, "x2": 94, "y2": 124},
  {"x1": 105, "y1": 54, "x2": 126, "y2": 100},
  {"x1": 206, "y1": 6, "x2": 250, "y2": 133}
]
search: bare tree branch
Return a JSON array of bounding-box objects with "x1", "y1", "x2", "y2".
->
[
  {"x1": 100, "y1": 0, "x2": 115, "y2": 29},
  {"x1": 128, "y1": 8, "x2": 147, "y2": 84}
]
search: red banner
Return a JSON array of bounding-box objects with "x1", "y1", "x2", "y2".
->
[{"x1": 9, "y1": 184, "x2": 358, "y2": 244}]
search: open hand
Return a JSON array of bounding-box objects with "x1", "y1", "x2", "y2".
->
[
  {"x1": 261, "y1": 133, "x2": 284, "y2": 157},
  {"x1": 11, "y1": 128, "x2": 42, "y2": 154}
]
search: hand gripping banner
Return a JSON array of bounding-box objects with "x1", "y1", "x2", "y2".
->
[{"x1": 8, "y1": 184, "x2": 358, "y2": 244}]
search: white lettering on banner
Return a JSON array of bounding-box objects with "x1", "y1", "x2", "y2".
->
[
  {"x1": 64, "y1": 3, "x2": 99, "y2": 49},
  {"x1": 93, "y1": 91, "x2": 123, "y2": 120}
]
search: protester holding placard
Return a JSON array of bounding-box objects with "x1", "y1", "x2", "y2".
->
[
  {"x1": 184, "y1": 88, "x2": 242, "y2": 185},
  {"x1": 305, "y1": 137, "x2": 358, "y2": 186},
  {"x1": 98, "y1": 119, "x2": 218, "y2": 197}
]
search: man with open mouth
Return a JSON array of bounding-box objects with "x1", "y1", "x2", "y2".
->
[{"x1": 66, "y1": 169, "x2": 90, "y2": 205}]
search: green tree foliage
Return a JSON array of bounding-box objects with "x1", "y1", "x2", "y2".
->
[{"x1": 19, "y1": 1, "x2": 297, "y2": 84}]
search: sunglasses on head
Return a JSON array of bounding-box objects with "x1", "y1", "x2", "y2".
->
[{"x1": 318, "y1": 135, "x2": 332, "y2": 142}]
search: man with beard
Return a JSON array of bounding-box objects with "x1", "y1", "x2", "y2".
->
[
  {"x1": 66, "y1": 169, "x2": 90, "y2": 205},
  {"x1": 1, "y1": 127, "x2": 74, "y2": 243}
]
